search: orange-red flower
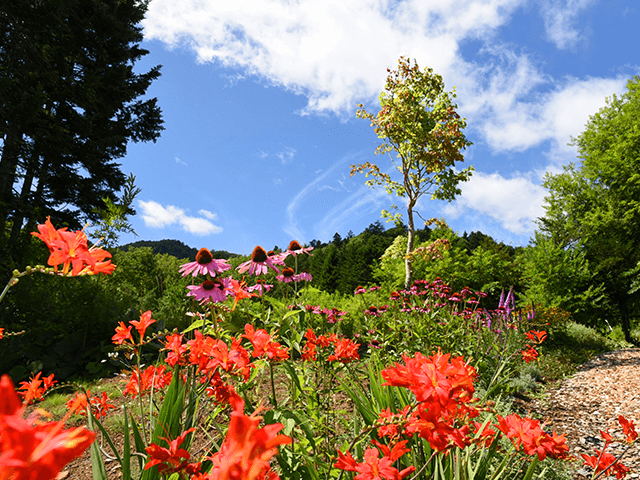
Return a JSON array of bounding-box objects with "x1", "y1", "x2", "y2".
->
[
  {"x1": 205, "y1": 398, "x2": 291, "y2": 480},
  {"x1": 334, "y1": 440, "x2": 415, "y2": 480},
  {"x1": 228, "y1": 279, "x2": 257, "y2": 311},
  {"x1": 164, "y1": 333, "x2": 188, "y2": 367},
  {"x1": 123, "y1": 365, "x2": 173, "y2": 399},
  {"x1": 582, "y1": 449, "x2": 630, "y2": 479},
  {"x1": 243, "y1": 325, "x2": 289, "y2": 361},
  {"x1": 327, "y1": 338, "x2": 360, "y2": 363},
  {"x1": 521, "y1": 345, "x2": 539, "y2": 363},
  {"x1": 130, "y1": 310, "x2": 156, "y2": 341},
  {"x1": 31, "y1": 217, "x2": 115, "y2": 276},
  {"x1": 524, "y1": 330, "x2": 547, "y2": 344},
  {"x1": 495, "y1": 413, "x2": 568, "y2": 460},
  {"x1": 66, "y1": 391, "x2": 116, "y2": 420},
  {"x1": 619, "y1": 415, "x2": 638, "y2": 443},
  {"x1": 0, "y1": 374, "x2": 95, "y2": 480},
  {"x1": 112, "y1": 321, "x2": 134, "y2": 345},
  {"x1": 17, "y1": 372, "x2": 57, "y2": 405},
  {"x1": 146, "y1": 428, "x2": 200, "y2": 476}
]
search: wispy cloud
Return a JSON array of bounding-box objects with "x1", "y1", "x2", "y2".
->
[
  {"x1": 315, "y1": 186, "x2": 389, "y2": 240},
  {"x1": 276, "y1": 147, "x2": 296, "y2": 165},
  {"x1": 284, "y1": 152, "x2": 361, "y2": 239},
  {"x1": 174, "y1": 156, "x2": 188, "y2": 166},
  {"x1": 538, "y1": 0, "x2": 594, "y2": 49},
  {"x1": 139, "y1": 200, "x2": 223, "y2": 235}
]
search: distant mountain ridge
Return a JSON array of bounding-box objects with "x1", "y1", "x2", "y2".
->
[{"x1": 118, "y1": 239, "x2": 238, "y2": 260}]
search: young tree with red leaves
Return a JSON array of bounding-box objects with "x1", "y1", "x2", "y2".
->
[{"x1": 352, "y1": 57, "x2": 473, "y2": 288}]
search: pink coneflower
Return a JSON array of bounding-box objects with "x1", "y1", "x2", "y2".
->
[
  {"x1": 286, "y1": 240, "x2": 314, "y2": 257},
  {"x1": 297, "y1": 270, "x2": 313, "y2": 282},
  {"x1": 354, "y1": 286, "x2": 367, "y2": 295},
  {"x1": 237, "y1": 246, "x2": 280, "y2": 275},
  {"x1": 247, "y1": 280, "x2": 273, "y2": 296},
  {"x1": 276, "y1": 267, "x2": 296, "y2": 283},
  {"x1": 186, "y1": 277, "x2": 231, "y2": 304},
  {"x1": 180, "y1": 248, "x2": 231, "y2": 277}
]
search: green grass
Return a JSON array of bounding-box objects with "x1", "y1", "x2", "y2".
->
[{"x1": 536, "y1": 321, "x2": 623, "y2": 382}]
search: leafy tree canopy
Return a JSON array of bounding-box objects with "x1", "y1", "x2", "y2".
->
[
  {"x1": 352, "y1": 57, "x2": 473, "y2": 288},
  {"x1": 537, "y1": 76, "x2": 640, "y2": 342}
]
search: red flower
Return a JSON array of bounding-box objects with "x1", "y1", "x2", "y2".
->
[
  {"x1": 521, "y1": 345, "x2": 539, "y2": 363},
  {"x1": 524, "y1": 330, "x2": 547, "y2": 344},
  {"x1": 130, "y1": 310, "x2": 156, "y2": 341},
  {"x1": 243, "y1": 325, "x2": 289, "y2": 361},
  {"x1": 228, "y1": 279, "x2": 257, "y2": 311},
  {"x1": 619, "y1": 415, "x2": 638, "y2": 443},
  {"x1": 206, "y1": 398, "x2": 291, "y2": 480},
  {"x1": 112, "y1": 321, "x2": 134, "y2": 345},
  {"x1": 31, "y1": 217, "x2": 114, "y2": 276},
  {"x1": 495, "y1": 414, "x2": 568, "y2": 460},
  {"x1": 327, "y1": 338, "x2": 360, "y2": 363},
  {"x1": 381, "y1": 351, "x2": 476, "y2": 407},
  {"x1": 334, "y1": 440, "x2": 415, "y2": 480},
  {"x1": 146, "y1": 428, "x2": 199, "y2": 475},
  {"x1": 123, "y1": 365, "x2": 173, "y2": 399},
  {"x1": 582, "y1": 450, "x2": 630, "y2": 479},
  {"x1": 17, "y1": 372, "x2": 57, "y2": 405},
  {"x1": 164, "y1": 333, "x2": 188, "y2": 367},
  {"x1": 0, "y1": 375, "x2": 95, "y2": 480}
]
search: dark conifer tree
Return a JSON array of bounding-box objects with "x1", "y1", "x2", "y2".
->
[{"x1": 0, "y1": 0, "x2": 164, "y2": 267}]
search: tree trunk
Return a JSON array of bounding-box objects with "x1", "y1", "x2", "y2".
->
[
  {"x1": 619, "y1": 301, "x2": 633, "y2": 344},
  {"x1": 404, "y1": 202, "x2": 416, "y2": 289},
  {"x1": 8, "y1": 145, "x2": 40, "y2": 250},
  {"x1": 0, "y1": 129, "x2": 22, "y2": 259}
]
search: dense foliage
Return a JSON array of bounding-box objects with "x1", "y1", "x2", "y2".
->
[
  {"x1": 536, "y1": 76, "x2": 640, "y2": 342},
  {"x1": 0, "y1": 0, "x2": 164, "y2": 269}
]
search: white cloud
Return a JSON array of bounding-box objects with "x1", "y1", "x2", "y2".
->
[
  {"x1": 139, "y1": 200, "x2": 223, "y2": 235},
  {"x1": 472, "y1": 75, "x2": 628, "y2": 160},
  {"x1": 142, "y1": 0, "x2": 630, "y2": 165},
  {"x1": 443, "y1": 171, "x2": 547, "y2": 235},
  {"x1": 198, "y1": 209, "x2": 218, "y2": 220},
  {"x1": 142, "y1": 0, "x2": 523, "y2": 116},
  {"x1": 276, "y1": 147, "x2": 296, "y2": 165},
  {"x1": 174, "y1": 156, "x2": 187, "y2": 166},
  {"x1": 539, "y1": 0, "x2": 594, "y2": 49}
]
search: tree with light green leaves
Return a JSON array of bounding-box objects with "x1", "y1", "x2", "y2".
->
[
  {"x1": 352, "y1": 57, "x2": 473, "y2": 288},
  {"x1": 538, "y1": 76, "x2": 640, "y2": 342}
]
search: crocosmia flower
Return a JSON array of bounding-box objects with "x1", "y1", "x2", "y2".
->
[
  {"x1": 31, "y1": 217, "x2": 115, "y2": 276},
  {"x1": 145, "y1": 428, "x2": 200, "y2": 476},
  {"x1": 0, "y1": 374, "x2": 95, "y2": 480},
  {"x1": 206, "y1": 397, "x2": 291, "y2": 480},
  {"x1": 179, "y1": 248, "x2": 231, "y2": 277}
]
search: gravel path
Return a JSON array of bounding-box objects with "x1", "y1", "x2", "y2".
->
[{"x1": 527, "y1": 349, "x2": 640, "y2": 478}]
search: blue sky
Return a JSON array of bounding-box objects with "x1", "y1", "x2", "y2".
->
[{"x1": 113, "y1": 0, "x2": 639, "y2": 255}]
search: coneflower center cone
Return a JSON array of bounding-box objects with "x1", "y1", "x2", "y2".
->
[
  {"x1": 196, "y1": 248, "x2": 213, "y2": 265},
  {"x1": 251, "y1": 246, "x2": 268, "y2": 263},
  {"x1": 202, "y1": 280, "x2": 217, "y2": 290},
  {"x1": 282, "y1": 267, "x2": 295, "y2": 278},
  {"x1": 288, "y1": 240, "x2": 302, "y2": 251}
]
